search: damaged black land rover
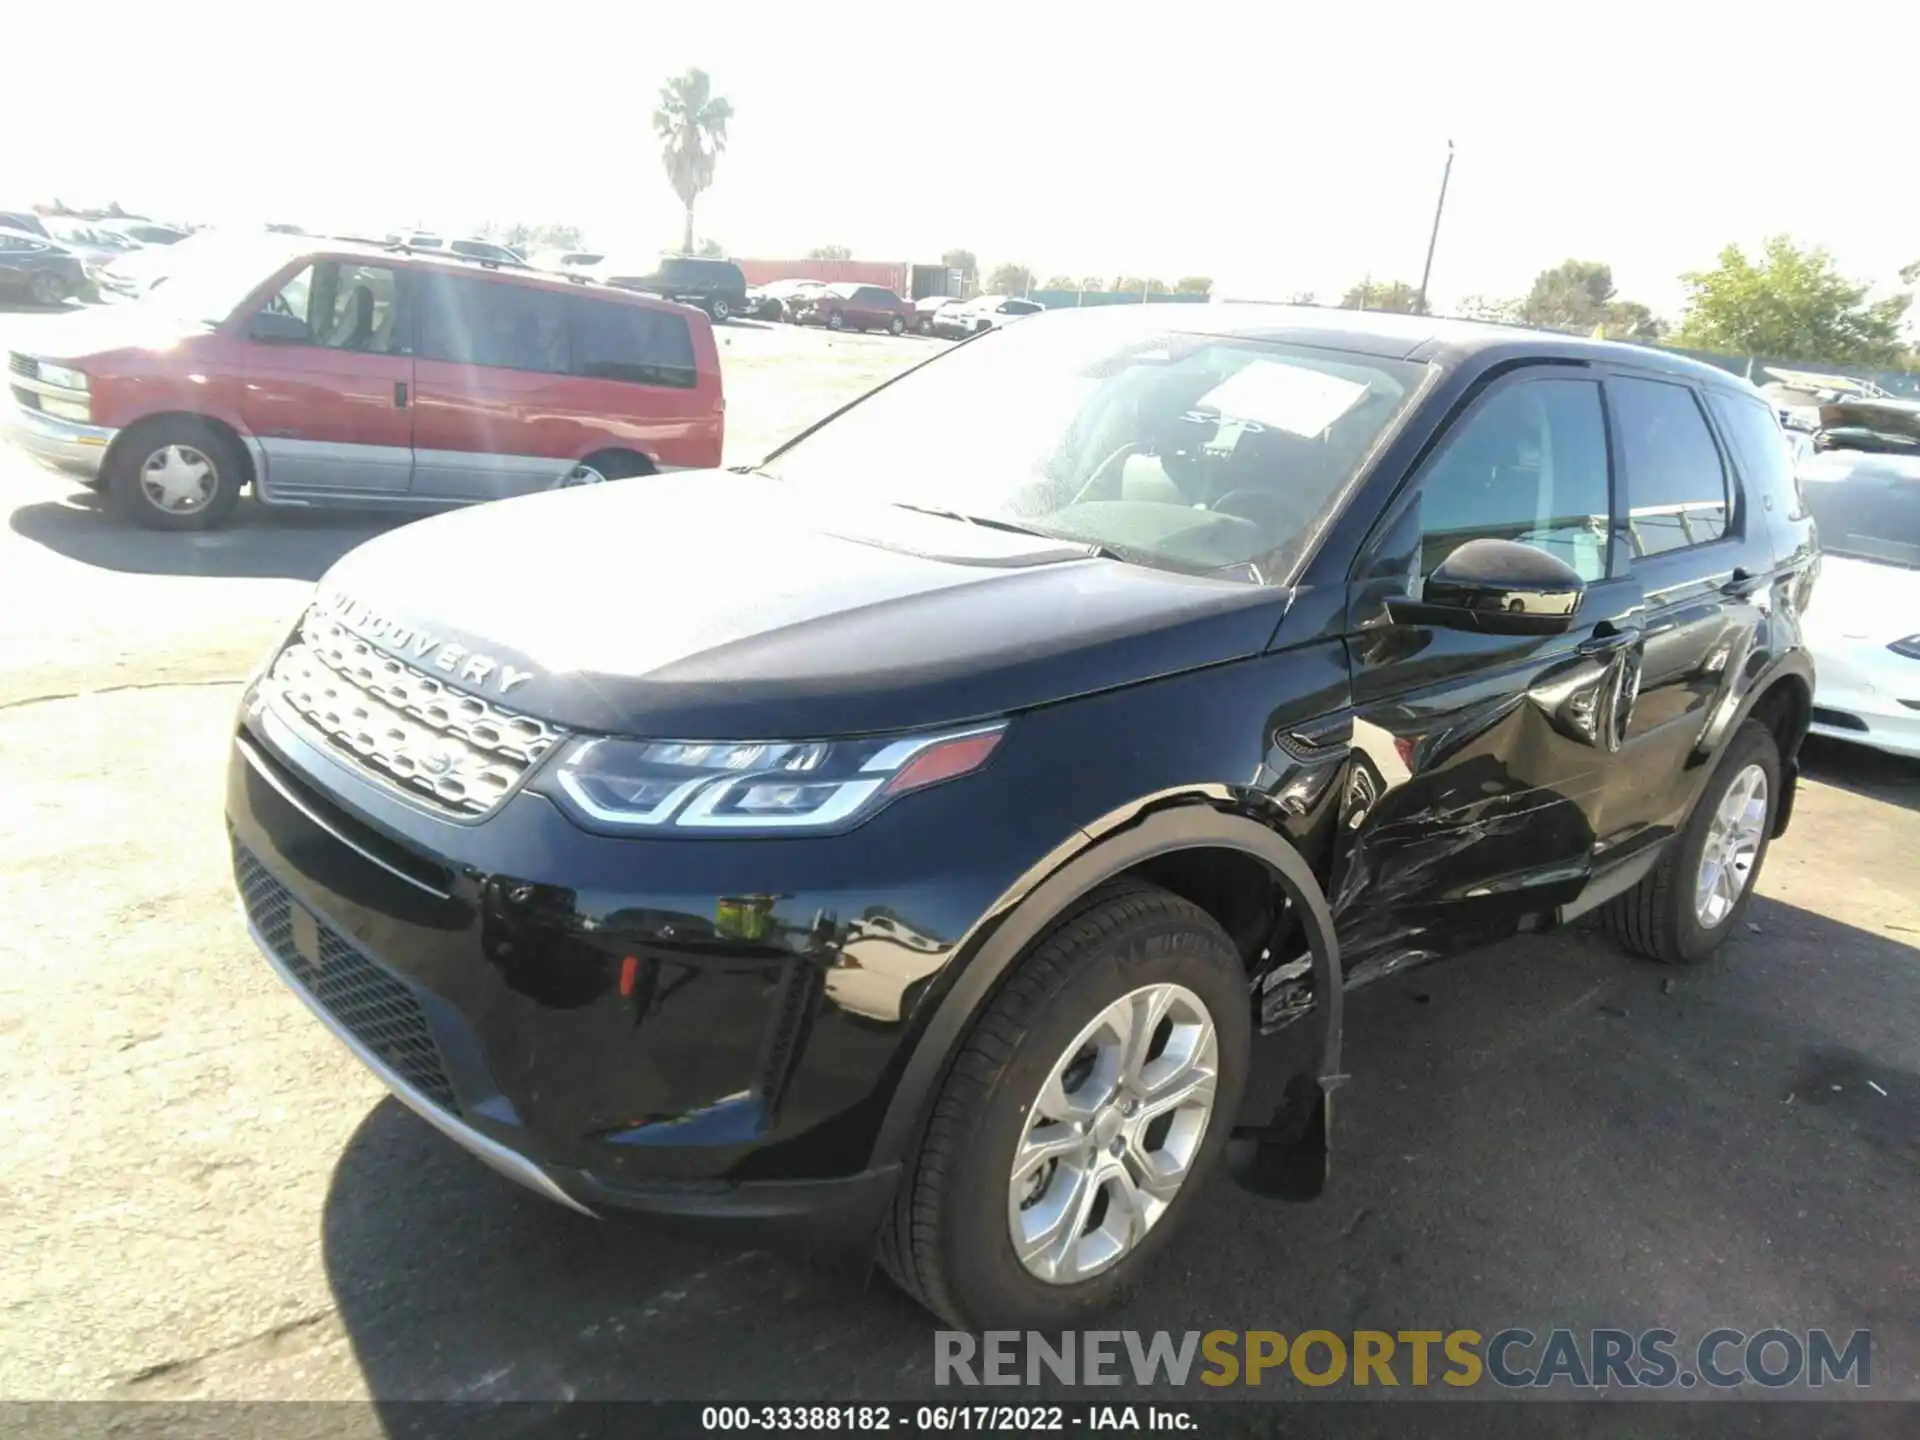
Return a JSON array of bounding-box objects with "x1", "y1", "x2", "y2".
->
[{"x1": 228, "y1": 307, "x2": 1816, "y2": 1329}]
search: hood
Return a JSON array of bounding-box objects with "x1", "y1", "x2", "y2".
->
[
  {"x1": 1803, "y1": 553, "x2": 1920, "y2": 649},
  {"x1": 313, "y1": 473, "x2": 1287, "y2": 736},
  {"x1": 15, "y1": 302, "x2": 212, "y2": 361}
]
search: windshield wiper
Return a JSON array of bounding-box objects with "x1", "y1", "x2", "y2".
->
[{"x1": 888, "y1": 503, "x2": 1120, "y2": 559}]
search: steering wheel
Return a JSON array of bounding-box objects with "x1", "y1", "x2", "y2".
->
[{"x1": 1209, "y1": 488, "x2": 1294, "y2": 531}]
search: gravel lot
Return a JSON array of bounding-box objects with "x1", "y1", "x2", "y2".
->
[{"x1": 1, "y1": 303, "x2": 1916, "y2": 1418}]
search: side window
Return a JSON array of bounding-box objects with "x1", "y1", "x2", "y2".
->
[
  {"x1": 1609, "y1": 377, "x2": 1730, "y2": 557},
  {"x1": 1414, "y1": 377, "x2": 1612, "y2": 584},
  {"x1": 417, "y1": 276, "x2": 569, "y2": 373},
  {"x1": 1705, "y1": 389, "x2": 1808, "y2": 523},
  {"x1": 253, "y1": 262, "x2": 401, "y2": 353},
  {"x1": 570, "y1": 298, "x2": 698, "y2": 388}
]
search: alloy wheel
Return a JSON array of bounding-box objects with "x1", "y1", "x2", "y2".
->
[
  {"x1": 1008, "y1": 982, "x2": 1218, "y2": 1284},
  {"x1": 1695, "y1": 763, "x2": 1768, "y2": 928}
]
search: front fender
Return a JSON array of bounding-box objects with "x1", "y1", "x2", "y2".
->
[{"x1": 867, "y1": 792, "x2": 1344, "y2": 1188}]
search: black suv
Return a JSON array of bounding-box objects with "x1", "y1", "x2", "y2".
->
[
  {"x1": 227, "y1": 307, "x2": 1816, "y2": 1330},
  {"x1": 601, "y1": 253, "x2": 749, "y2": 322}
]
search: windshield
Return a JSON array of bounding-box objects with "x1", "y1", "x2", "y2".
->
[
  {"x1": 1800, "y1": 452, "x2": 1920, "y2": 568},
  {"x1": 760, "y1": 312, "x2": 1428, "y2": 576},
  {"x1": 135, "y1": 237, "x2": 304, "y2": 325}
]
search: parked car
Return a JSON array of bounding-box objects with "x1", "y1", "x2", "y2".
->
[
  {"x1": 746, "y1": 277, "x2": 829, "y2": 321},
  {"x1": 4, "y1": 236, "x2": 723, "y2": 529},
  {"x1": 447, "y1": 238, "x2": 528, "y2": 267},
  {"x1": 596, "y1": 254, "x2": 748, "y2": 322},
  {"x1": 790, "y1": 282, "x2": 912, "y2": 334},
  {"x1": 912, "y1": 294, "x2": 967, "y2": 335},
  {"x1": 528, "y1": 249, "x2": 606, "y2": 272},
  {"x1": 0, "y1": 227, "x2": 86, "y2": 305},
  {"x1": 0, "y1": 210, "x2": 52, "y2": 239},
  {"x1": 934, "y1": 293, "x2": 1045, "y2": 339},
  {"x1": 1796, "y1": 450, "x2": 1920, "y2": 758},
  {"x1": 44, "y1": 217, "x2": 142, "y2": 271},
  {"x1": 117, "y1": 221, "x2": 192, "y2": 246},
  {"x1": 222, "y1": 306, "x2": 1813, "y2": 1330}
]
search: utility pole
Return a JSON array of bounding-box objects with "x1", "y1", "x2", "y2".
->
[{"x1": 1415, "y1": 139, "x2": 1455, "y2": 316}]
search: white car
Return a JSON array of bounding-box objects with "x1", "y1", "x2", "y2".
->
[
  {"x1": 932, "y1": 294, "x2": 1045, "y2": 338},
  {"x1": 1798, "y1": 450, "x2": 1920, "y2": 759}
]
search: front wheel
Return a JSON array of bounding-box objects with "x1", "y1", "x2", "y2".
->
[
  {"x1": 107, "y1": 419, "x2": 245, "y2": 530},
  {"x1": 1600, "y1": 719, "x2": 1781, "y2": 964},
  {"x1": 878, "y1": 881, "x2": 1249, "y2": 1329}
]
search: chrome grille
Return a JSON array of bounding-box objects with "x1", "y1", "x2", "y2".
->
[
  {"x1": 7, "y1": 353, "x2": 38, "y2": 381},
  {"x1": 234, "y1": 840, "x2": 459, "y2": 1113},
  {"x1": 268, "y1": 609, "x2": 565, "y2": 816}
]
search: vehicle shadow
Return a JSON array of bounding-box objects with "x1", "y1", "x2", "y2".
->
[
  {"x1": 1799, "y1": 735, "x2": 1920, "y2": 813},
  {"x1": 9, "y1": 491, "x2": 407, "y2": 581},
  {"x1": 318, "y1": 897, "x2": 1919, "y2": 1414}
]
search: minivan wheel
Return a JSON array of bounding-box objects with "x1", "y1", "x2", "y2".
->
[
  {"x1": 878, "y1": 880, "x2": 1249, "y2": 1329},
  {"x1": 557, "y1": 452, "x2": 651, "y2": 488},
  {"x1": 708, "y1": 296, "x2": 731, "y2": 322},
  {"x1": 1600, "y1": 719, "x2": 1780, "y2": 964},
  {"x1": 107, "y1": 419, "x2": 245, "y2": 530}
]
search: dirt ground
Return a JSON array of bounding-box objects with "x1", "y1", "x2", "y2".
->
[{"x1": 1, "y1": 306, "x2": 1915, "y2": 1416}]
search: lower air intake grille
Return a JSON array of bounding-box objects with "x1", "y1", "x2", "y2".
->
[{"x1": 234, "y1": 841, "x2": 459, "y2": 1114}]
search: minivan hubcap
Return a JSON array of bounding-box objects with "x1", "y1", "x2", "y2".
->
[
  {"x1": 141, "y1": 444, "x2": 216, "y2": 512},
  {"x1": 1008, "y1": 982, "x2": 1218, "y2": 1284},
  {"x1": 1696, "y1": 763, "x2": 1768, "y2": 928},
  {"x1": 557, "y1": 463, "x2": 607, "y2": 488}
]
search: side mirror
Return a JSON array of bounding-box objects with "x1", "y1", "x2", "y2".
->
[
  {"x1": 247, "y1": 310, "x2": 309, "y2": 345},
  {"x1": 1389, "y1": 538, "x2": 1585, "y2": 637}
]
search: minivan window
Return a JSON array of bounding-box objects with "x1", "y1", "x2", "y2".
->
[
  {"x1": 761, "y1": 315, "x2": 1427, "y2": 577},
  {"x1": 1610, "y1": 376, "x2": 1731, "y2": 557},
  {"x1": 571, "y1": 296, "x2": 698, "y2": 388},
  {"x1": 417, "y1": 274, "x2": 569, "y2": 373},
  {"x1": 253, "y1": 260, "x2": 403, "y2": 354},
  {"x1": 1413, "y1": 377, "x2": 1612, "y2": 583}
]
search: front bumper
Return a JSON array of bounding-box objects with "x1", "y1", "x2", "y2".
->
[
  {"x1": 3, "y1": 395, "x2": 116, "y2": 477},
  {"x1": 224, "y1": 688, "x2": 1034, "y2": 1236}
]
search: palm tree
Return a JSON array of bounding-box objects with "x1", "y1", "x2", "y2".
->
[{"x1": 652, "y1": 69, "x2": 734, "y2": 255}]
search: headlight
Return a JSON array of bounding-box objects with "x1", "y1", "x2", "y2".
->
[
  {"x1": 1890, "y1": 635, "x2": 1920, "y2": 660},
  {"x1": 36, "y1": 362, "x2": 88, "y2": 392},
  {"x1": 545, "y1": 722, "x2": 1006, "y2": 833}
]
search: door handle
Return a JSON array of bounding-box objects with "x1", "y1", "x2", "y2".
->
[
  {"x1": 1721, "y1": 566, "x2": 1758, "y2": 595},
  {"x1": 394, "y1": 381, "x2": 408, "y2": 408},
  {"x1": 1577, "y1": 623, "x2": 1642, "y2": 657}
]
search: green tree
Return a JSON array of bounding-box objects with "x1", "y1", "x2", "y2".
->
[
  {"x1": 696, "y1": 238, "x2": 725, "y2": 258},
  {"x1": 1174, "y1": 276, "x2": 1213, "y2": 294},
  {"x1": 1110, "y1": 277, "x2": 1167, "y2": 295},
  {"x1": 1456, "y1": 293, "x2": 1520, "y2": 323},
  {"x1": 1674, "y1": 237, "x2": 1910, "y2": 364},
  {"x1": 480, "y1": 221, "x2": 585, "y2": 252},
  {"x1": 1519, "y1": 259, "x2": 1615, "y2": 330},
  {"x1": 986, "y1": 262, "x2": 1033, "y2": 295},
  {"x1": 808, "y1": 244, "x2": 852, "y2": 261},
  {"x1": 652, "y1": 68, "x2": 734, "y2": 254},
  {"x1": 1041, "y1": 275, "x2": 1079, "y2": 291},
  {"x1": 1339, "y1": 279, "x2": 1427, "y2": 314}
]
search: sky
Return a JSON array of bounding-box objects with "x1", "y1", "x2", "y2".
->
[{"x1": 11, "y1": 0, "x2": 1917, "y2": 323}]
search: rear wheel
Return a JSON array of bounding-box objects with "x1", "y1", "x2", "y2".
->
[
  {"x1": 878, "y1": 881, "x2": 1249, "y2": 1329},
  {"x1": 888, "y1": 315, "x2": 907, "y2": 336},
  {"x1": 28, "y1": 270, "x2": 67, "y2": 306},
  {"x1": 107, "y1": 418, "x2": 245, "y2": 530},
  {"x1": 708, "y1": 296, "x2": 731, "y2": 322},
  {"x1": 826, "y1": 310, "x2": 846, "y2": 331},
  {"x1": 556, "y1": 452, "x2": 652, "y2": 488},
  {"x1": 1600, "y1": 720, "x2": 1780, "y2": 964}
]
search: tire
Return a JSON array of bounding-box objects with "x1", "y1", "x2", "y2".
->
[
  {"x1": 29, "y1": 270, "x2": 67, "y2": 306},
  {"x1": 888, "y1": 315, "x2": 907, "y2": 336},
  {"x1": 106, "y1": 418, "x2": 246, "y2": 531},
  {"x1": 556, "y1": 451, "x2": 652, "y2": 488},
  {"x1": 708, "y1": 296, "x2": 731, "y2": 322},
  {"x1": 826, "y1": 310, "x2": 846, "y2": 331},
  {"x1": 1600, "y1": 720, "x2": 1780, "y2": 964},
  {"x1": 878, "y1": 880, "x2": 1250, "y2": 1329},
  {"x1": 917, "y1": 315, "x2": 935, "y2": 335}
]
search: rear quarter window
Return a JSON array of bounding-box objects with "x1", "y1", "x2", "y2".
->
[
  {"x1": 1705, "y1": 389, "x2": 1809, "y2": 525},
  {"x1": 571, "y1": 297, "x2": 698, "y2": 389}
]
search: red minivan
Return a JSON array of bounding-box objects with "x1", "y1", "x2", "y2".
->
[{"x1": 4, "y1": 236, "x2": 725, "y2": 529}]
